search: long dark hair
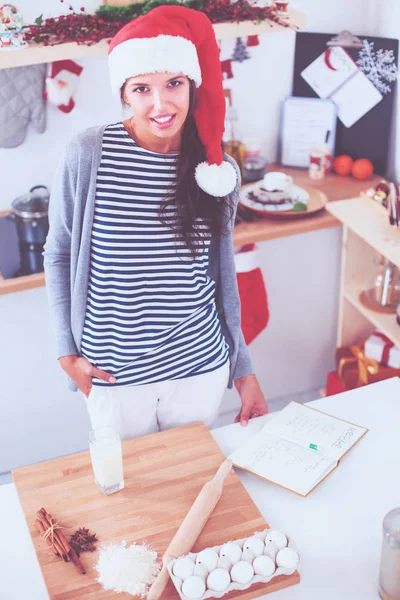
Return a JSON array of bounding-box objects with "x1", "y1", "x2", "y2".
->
[
  {"x1": 160, "y1": 80, "x2": 234, "y2": 257},
  {"x1": 122, "y1": 79, "x2": 234, "y2": 258}
]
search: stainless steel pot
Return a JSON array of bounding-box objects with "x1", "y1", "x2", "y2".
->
[
  {"x1": 9, "y1": 185, "x2": 50, "y2": 275},
  {"x1": 10, "y1": 185, "x2": 50, "y2": 245}
]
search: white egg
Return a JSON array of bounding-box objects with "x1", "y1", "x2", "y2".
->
[
  {"x1": 231, "y1": 560, "x2": 254, "y2": 584},
  {"x1": 220, "y1": 541, "x2": 242, "y2": 564},
  {"x1": 196, "y1": 548, "x2": 219, "y2": 572},
  {"x1": 241, "y1": 548, "x2": 255, "y2": 564},
  {"x1": 263, "y1": 540, "x2": 278, "y2": 560},
  {"x1": 217, "y1": 555, "x2": 233, "y2": 571},
  {"x1": 206, "y1": 568, "x2": 231, "y2": 592},
  {"x1": 243, "y1": 536, "x2": 264, "y2": 557},
  {"x1": 193, "y1": 563, "x2": 208, "y2": 581},
  {"x1": 181, "y1": 575, "x2": 206, "y2": 599},
  {"x1": 253, "y1": 555, "x2": 276, "y2": 577},
  {"x1": 173, "y1": 556, "x2": 195, "y2": 580},
  {"x1": 264, "y1": 530, "x2": 288, "y2": 550},
  {"x1": 276, "y1": 547, "x2": 300, "y2": 569}
]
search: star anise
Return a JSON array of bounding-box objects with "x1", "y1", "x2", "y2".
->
[{"x1": 69, "y1": 527, "x2": 98, "y2": 556}]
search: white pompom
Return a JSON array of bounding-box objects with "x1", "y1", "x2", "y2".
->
[{"x1": 195, "y1": 160, "x2": 237, "y2": 197}]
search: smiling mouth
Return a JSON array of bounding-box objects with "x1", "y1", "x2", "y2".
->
[{"x1": 150, "y1": 114, "x2": 176, "y2": 128}]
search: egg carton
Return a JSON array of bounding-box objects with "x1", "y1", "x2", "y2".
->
[{"x1": 167, "y1": 528, "x2": 299, "y2": 600}]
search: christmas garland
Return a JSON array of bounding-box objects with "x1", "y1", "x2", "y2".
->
[{"x1": 24, "y1": 0, "x2": 293, "y2": 47}]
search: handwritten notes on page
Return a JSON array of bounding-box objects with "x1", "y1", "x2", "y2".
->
[
  {"x1": 261, "y1": 402, "x2": 367, "y2": 462},
  {"x1": 229, "y1": 402, "x2": 368, "y2": 496},
  {"x1": 229, "y1": 433, "x2": 336, "y2": 496}
]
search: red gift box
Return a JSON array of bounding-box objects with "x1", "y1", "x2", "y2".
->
[
  {"x1": 326, "y1": 344, "x2": 400, "y2": 396},
  {"x1": 326, "y1": 371, "x2": 346, "y2": 396}
]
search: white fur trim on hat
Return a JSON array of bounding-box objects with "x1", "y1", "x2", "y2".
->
[
  {"x1": 195, "y1": 161, "x2": 237, "y2": 197},
  {"x1": 108, "y1": 34, "x2": 202, "y2": 98}
]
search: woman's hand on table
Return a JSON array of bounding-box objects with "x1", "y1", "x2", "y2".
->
[
  {"x1": 234, "y1": 374, "x2": 268, "y2": 426},
  {"x1": 58, "y1": 355, "x2": 116, "y2": 397}
]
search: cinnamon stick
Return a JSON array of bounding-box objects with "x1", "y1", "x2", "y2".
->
[
  {"x1": 35, "y1": 518, "x2": 67, "y2": 561},
  {"x1": 37, "y1": 509, "x2": 69, "y2": 556},
  {"x1": 37, "y1": 508, "x2": 86, "y2": 575}
]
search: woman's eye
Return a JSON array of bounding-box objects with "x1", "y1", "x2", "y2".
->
[
  {"x1": 133, "y1": 86, "x2": 148, "y2": 93},
  {"x1": 168, "y1": 80, "x2": 182, "y2": 88}
]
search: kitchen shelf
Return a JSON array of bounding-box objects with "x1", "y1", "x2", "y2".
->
[
  {"x1": 344, "y1": 281, "x2": 400, "y2": 348},
  {"x1": 329, "y1": 196, "x2": 400, "y2": 350},
  {"x1": 0, "y1": 10, "x2": 306, "y2": 70},
  {"x1": 326, "y1": 196, "x2": 400, "y2": 269}
]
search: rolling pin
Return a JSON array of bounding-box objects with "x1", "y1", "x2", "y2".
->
[{"x1": 147, "y1": 458, "x2": 233, "y2": 600}]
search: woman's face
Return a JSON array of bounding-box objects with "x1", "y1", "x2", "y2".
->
[{"x1": 123, "y1": 72, "x2": 191, "y2": 140}]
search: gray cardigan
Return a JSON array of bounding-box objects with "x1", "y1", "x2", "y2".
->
[{"x1": 43, "y1": 125, "x2": 253, "y2": 391}]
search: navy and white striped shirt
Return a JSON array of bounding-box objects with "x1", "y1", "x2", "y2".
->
[{"x1": 81, "y1": 123, "x2": 229, "y2": 387}]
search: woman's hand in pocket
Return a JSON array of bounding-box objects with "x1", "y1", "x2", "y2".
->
[{"x1": 58, "y1": 355, "x2": 117, "y2": 397}]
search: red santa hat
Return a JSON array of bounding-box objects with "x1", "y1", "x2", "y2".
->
[{"x1": 108, "y1": 5, "x2": 237, "y2": 198}]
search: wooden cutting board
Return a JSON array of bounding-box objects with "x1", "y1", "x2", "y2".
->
[{"x1": 12, "y1": 422, "x2": 300, "y2": 599}]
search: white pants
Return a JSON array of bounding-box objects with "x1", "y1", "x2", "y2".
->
[{"x1": 84, "y1": 362, "x2": 229, "y2": 441}]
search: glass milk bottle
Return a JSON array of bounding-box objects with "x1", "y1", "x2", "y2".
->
[
  {"x1": 379, "y1": 508, "x2": 400, "y2": 600},
  {"x1": 89, "y1": 426, "x2": 124, "y2": 495}
]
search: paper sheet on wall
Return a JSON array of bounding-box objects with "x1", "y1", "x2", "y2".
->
[
  {"x1": 280, "y1": 97, "x2": 337, "y2": 167},
  {"x1": 300, "y1": 46, "x2": 383, "y2": 127},
  {"x1": 330, "y1": 70, "x2": 383, "y2": 127}
]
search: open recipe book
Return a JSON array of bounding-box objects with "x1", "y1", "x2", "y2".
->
[{"x1": 229, "y1": 401, "x2": 368, "y2": 496}]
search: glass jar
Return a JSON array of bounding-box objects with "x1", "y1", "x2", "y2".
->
[
  {"x1": 370, "y1": 254, "x2": 400, "y2": 308},
  {"x1": 222, "y1": 106, "x2": 245, "y2": 173},
  {"x1": 379, "y1": 508, "x2": 400, "y2": 600},
  {"x1": 242, "y1": 138, "x2": 267, "y2": 183}
]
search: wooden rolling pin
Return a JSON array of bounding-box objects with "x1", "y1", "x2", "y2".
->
[{"x1": 147, "y1": 458, "x2": 233, "y2": 600}]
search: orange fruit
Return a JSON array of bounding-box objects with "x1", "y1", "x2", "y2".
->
[
  {"x1": 351, "y1": 158, "x2": 374, "y2": 180},
  {"x1": 333, "y1": 155, "x2": 353, "y2": 176}
]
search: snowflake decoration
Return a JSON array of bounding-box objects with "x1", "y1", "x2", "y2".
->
[{"x1": 357, "y1": 39, "x2": 398, "y2": 95}]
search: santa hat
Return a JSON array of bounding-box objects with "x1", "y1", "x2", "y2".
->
[{"x1": 108, "y1": 5, "x2": 237, "y2": 197}]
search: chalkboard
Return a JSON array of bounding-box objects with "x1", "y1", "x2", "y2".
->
[{"x1": 292, "y1": 32, "x2": 399, "y2": 176}]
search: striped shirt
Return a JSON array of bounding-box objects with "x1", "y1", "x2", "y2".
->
[{"x1": 81, "y1": 122, "x2": 229, "y2": 387}]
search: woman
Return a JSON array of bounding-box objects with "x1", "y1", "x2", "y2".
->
[{"x1": 44, "y1": 5, "x2": 268, "y2": 440}]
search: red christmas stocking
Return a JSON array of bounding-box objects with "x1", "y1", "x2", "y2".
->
[
  {"x1": 235, "y1": 244, "x2": 269, "y2": 345},
  {"x1": 45, "y1": 60, "x2": 83, "y2": 113},
  {"x1": 221, "y1": 59, "x2": 234, "y2": 79}
]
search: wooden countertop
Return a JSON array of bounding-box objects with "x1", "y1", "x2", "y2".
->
[
  {"x1": 0, "y1": 166, "x2": 382, "y2": 295},
  {"x1": 233, "y1": 165, "x2": 382, "y2": 245},
  {"x1": 12, "y1": 422, "x2": 300, "y2": 599}
]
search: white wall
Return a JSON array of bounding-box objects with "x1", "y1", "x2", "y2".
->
[{"x1": 0, "y1": 0, "x2": 394, "y2": 471}]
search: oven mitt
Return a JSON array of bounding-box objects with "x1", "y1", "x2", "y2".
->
[{"x1": 0, "y1": 64, "x2": 47, "y2": 148}]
